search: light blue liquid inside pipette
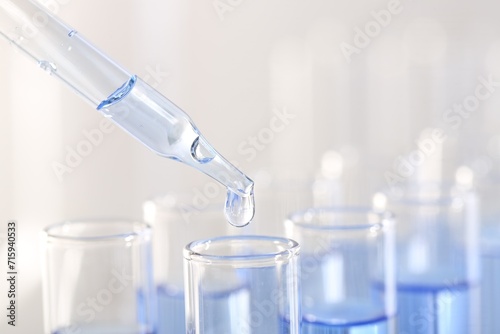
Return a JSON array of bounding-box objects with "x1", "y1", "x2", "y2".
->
[
  {"x1": 0, "y1": 3, "x2": 254, "y2": 227},
  {"x1": 97, "y1": 76, "x2": 254, "y2": 227}
]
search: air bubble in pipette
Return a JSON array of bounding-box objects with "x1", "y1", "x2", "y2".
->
[
  {"x1": 1, "y1": 0, "x2": 257, "y2": 229},
  {"x1": 191, "y1": 137, "x2": 215, "y2": 164},
  {"x1": 224, "y1": 189, "x2": 255, "y2": 227},
  {"x1": 97, "y1": 76, "x2": 255, "y2": 227},
  {"x1": 97, "y1": 75, "x2": 136, "y2": 110}
]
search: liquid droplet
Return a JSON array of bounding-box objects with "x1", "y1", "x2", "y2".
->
[
  {"x1": 38, "y1": 61, "x2": 57, "y2": 74},
  {"x1": 191, "y1": 137, "x2": 215, "y2": 164},
  {"x1": 224, "y1": 190, "x2": 255, "y2": 227}
]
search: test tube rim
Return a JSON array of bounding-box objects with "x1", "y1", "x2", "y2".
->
[
  {"x1": 183, "y1": 235, "x2": 300, "y2": 265},
  {"x1": 42, "y1": 219, "x2": 151, "y2": 243},
  {"x1": 286, "y1": 206, "x2": 393, "y2": 231}
]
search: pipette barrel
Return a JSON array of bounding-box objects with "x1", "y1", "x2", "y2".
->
[
  {"x1": 0, "y1": 0, "x2": 255, "y2": 215},
  {"x1": 0, "y1": 0, "x2": 129, "y2": 106}
]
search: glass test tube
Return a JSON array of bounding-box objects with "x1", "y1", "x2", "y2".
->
[
  {"x1": 477, "y1": 181, "x2": 500, "y2": 334},
  {"x1": 41, "y1": 220, "x2": 155, "y2": 334},
  {"x1": 388, "y1": 185, "x2": 480, "y2": 334},
  {"x1": 143, "y1": 194, "x2": 238, "y2": 334},
  {"x1": 184, "y1": 235, "x2": 301, "y2": 334},
  {"x1": 285, "y1": 207, "x2": 396, "y2": 333}
]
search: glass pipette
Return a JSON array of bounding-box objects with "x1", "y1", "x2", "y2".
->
[{"x1": 0, "y1": 0, "x2": 254, "y2": 227}]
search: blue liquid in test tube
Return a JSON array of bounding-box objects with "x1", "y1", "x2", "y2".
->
[
  {"x1": 478, "y1": 182, "x2": 500, "y2": 334},
  {"x1": 286, "y1": 208, "x2": 397, "y2": 334},
  {"x1": 481, "y1": 234, "x2": 500, "y2": 334},
  {"x1": 184, "y1": 236, "x2": 301, "y2": 334},
  {"x1": 156, "y1": 285, "x2": 184, "y2": 334},
  {"x1": 389, "y1": 186, "x2": 480, "y2": 334}
]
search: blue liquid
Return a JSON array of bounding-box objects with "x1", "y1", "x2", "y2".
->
[
  {"x1": 396, "y1": 282, "x2": 479, "y2": 334},
  {"x1": 181, "y1": 264, "x2": 296, "y2": 333},
  {"x1": 157, "y1": 285, "x2": 258, "y2": 334},
  {"x1": 481, "y1": 249, "x2": 500, "y2": 333},
  {"x1": 301, "y1": 316, "x2": 395, "y2": 334},
  {"x1": 299, "y1": 251, "x2": 393, "y2": 334},
  {"x1": 300, "y1": 299, "x2": 394, "y2": 334},
  {"x1": 157, "y1": 285, "x2": 185, "y2": 334},
  {"x1": 246, "y1": 266, "x2": 295, "y2": 334},
  {"x1": 193, "y1": 285, "x2": 251, "y2": 333}
]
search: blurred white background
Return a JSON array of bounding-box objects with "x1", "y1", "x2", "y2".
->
[{"x1": 1, "y1": 0, "x2": 500, "y2": 332}]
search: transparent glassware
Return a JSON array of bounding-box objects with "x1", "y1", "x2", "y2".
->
[
  {"x1": 0, "y1": 0, "x2": 254, "y2": 227},
  {"x1": 285, "y1": 207, "x2": 396, "y2": 333},
  {"x1": 387, "y1": 184, "x2": 480, "y2": 334},
  {"x1": 41, "y1": 220, "x2": 155, "y2": 334},
  {"x1": 477, "y1": 180, "x2": 500, "y2": 334},
  {"x1": 183, "y1": 235, "x2": 301, "y2": 334},
  {"x1": 143, "y1": 194, "x2": 241, "y2": 334}
]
